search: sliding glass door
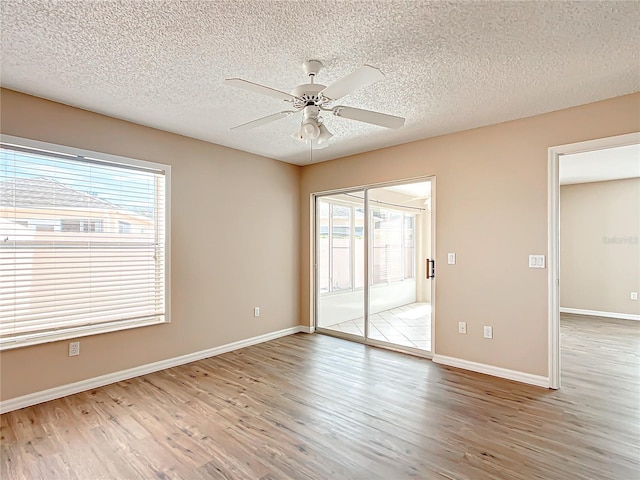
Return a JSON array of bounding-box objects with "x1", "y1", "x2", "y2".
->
[
  {"x1": 315, "y1": 180, "x2": 433, "y2": 354},
  {"x1": 316, "y1": 191, "x2": 365, "y2": 339},
  {"x1": 367, "y1": 185, "x2": 431, "y2": 351}
]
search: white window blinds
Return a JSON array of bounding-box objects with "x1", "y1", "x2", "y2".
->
[{"x1": 0, "y1": 141, "x2": 169, "y2": 349}]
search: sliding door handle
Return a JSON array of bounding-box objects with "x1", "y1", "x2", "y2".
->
[{"x1": 426, "y1": 259, "x2": 435, "y2": 279}]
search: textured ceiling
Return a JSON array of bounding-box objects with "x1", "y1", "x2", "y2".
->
[{"x1": 1, "y1": 1, "x2": 639, "y2": 165}]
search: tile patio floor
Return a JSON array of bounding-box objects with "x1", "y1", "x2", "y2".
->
[{"x1": 322, "y1": 302, "x2": 431, "y2": 351}]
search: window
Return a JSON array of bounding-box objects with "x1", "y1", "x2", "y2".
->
[
  {"x1": 0, "y1": 138, "x2": 170, "y2": 349},
  {"x1": 317, "y1": 201, "x2": 330, "y2": 293},
  {"x1": 318, "y1": 198, "x2": 414, "y2": 295},
  {"x1": 354, "y1": 207, "x2": 365, "y2": 289},
  {"x1": 331, "y1": 204, "x2": 352, "y2": 291},
  {"x1": 61, "y1": 219, "x2": 103, "y2": 233},
  {"x1": 317, "y1": 201, "x2": 357, "y2": 293},
  {"x1": 403, "y1": 215, "x2": 415, "y2": 279},
  {"x1": 372, "y1": 209, "x2": 401, "y2": 284},
  {"x1": 118, "y1": 221, "x2": 131, "y2": 234}
]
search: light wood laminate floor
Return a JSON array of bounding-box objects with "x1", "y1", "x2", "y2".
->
[{"x1": 1, "y1": 314, "x2": 639, "y2": 479}]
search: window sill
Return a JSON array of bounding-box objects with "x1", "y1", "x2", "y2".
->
[{"x1": 0, "y1": 316, "x2": 168, "y2": 351}]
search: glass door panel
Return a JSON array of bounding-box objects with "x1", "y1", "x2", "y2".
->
[
  {"x1": 367, "y1": 183, "x2": 432, "y2": 351},
  {"x1": 316, "y1": 192, "x2": 365, "y2": 338}
]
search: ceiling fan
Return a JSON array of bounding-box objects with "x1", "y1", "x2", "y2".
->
[{"x1": 224, "y1": 60, "x2": 405, "y2": 148}]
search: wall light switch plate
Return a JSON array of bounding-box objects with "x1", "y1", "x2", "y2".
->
[
  {"x1": 528, "y1": 255, "x2": 545, "y2": 268},
  {"x1": 458, "y1": 321, "x2": 467, "y2": 334},
  {"x1": 448, "y1": 253, "x2": 456, "y2": 265},
  {"x1": 254, "y1": 307, "x2": 260, "y2": 317},
  {"x1": 631, "y1": 292, "x2": 638, "y2": 300},
  {"x1": 483, "y1": 326, "x2": 493, "y2": 339}
]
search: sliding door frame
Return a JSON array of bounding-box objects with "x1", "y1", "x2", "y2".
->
[{"x1": 312, "y1": 175, "x2": 436, "y2": 359}]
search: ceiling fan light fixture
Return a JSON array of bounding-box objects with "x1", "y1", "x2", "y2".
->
[
  {"x1": 297, "y1": 119, "x2": 321, "y2": 140},
  {"x1": 311, "y1": 139, "x2": 330, "y2": 149},
  {"x1": 316, "y1": 123, "x2": 333, "y2": 145}
]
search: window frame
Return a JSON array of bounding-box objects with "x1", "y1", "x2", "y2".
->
[{"x1": 0, "y1": 134, "x2": 171, "y2": 350}]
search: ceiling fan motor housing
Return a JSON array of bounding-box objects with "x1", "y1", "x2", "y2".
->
[{"x1": 291, "y1": 83, "x2": 331, "y2": 109}]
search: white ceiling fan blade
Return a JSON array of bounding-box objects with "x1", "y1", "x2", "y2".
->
[
  {"x1": 230, "y1": 111, "x2": 296, "y2": 131},
  {"x1": 224, "y1": 78, "x2": 298, "y2": 102},
  {"x1": 320, "y1": 65, "x2": 385, "y2": 101},
  {"x1": 333, "y1": 106, "x2": 405, "y2": 129}
]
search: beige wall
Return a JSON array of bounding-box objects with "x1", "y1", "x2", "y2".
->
[
  {"x1": 561, "y1": 178, "x2": 640, "y2": 315},
  {"x1": 299, "y1": 93, "x2": 640, "y2": 377},
  {"x1": 0, "y1": 89, "x2": 300, "y2": 401}
]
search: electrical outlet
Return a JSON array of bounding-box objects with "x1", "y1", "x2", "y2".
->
[
  {"x1": 631, "y1": 292, "x2": 638, "y2": 301},
  {"x1": 483, "y1": 326, "x2": 493, "y2": 339},
  {"x1": 458, "y1": 322, "x2": 467, "y2": 334},
  {"x1": 69, "y1": 341, "x2": 80, "y2": 356},
  {"x1": 254, "y1": 307, "x2": 260, "y2": 317}
]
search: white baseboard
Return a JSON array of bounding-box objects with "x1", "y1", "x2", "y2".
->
[
  {"x1": 560, "y1": 307, "x2": 640, "y2": 321},
  {"x1": 432, "y1": 354, "x2": 550, "y2": 388},
  {"x1": 299, "y1": 325, "x2": 315, "y2": 334},
  {"x1": 1, "y1": 325, "x2": 309, "y2": 414}
]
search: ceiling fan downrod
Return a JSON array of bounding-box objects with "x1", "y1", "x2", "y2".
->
[{"x1": 302, "y1": 60, "x2": 323, "y2": 84}]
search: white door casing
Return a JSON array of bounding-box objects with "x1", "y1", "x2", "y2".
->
[{"x1": 547, "y1": 132, "x2": 640, "y2": 389}]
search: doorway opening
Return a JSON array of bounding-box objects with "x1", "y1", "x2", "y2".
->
[
  {"x1": 314, "y1": 178, "x2": 434, "y2": 356},
  {"x1": 548, "y1": 132, "x2": 639, "y2": 388}
]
